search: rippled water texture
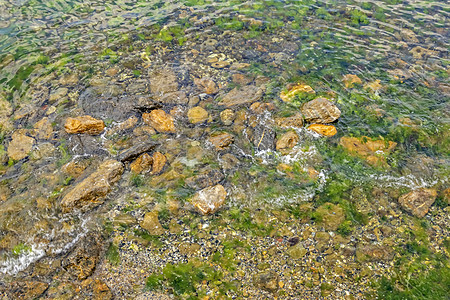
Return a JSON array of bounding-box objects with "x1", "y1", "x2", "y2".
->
[{"x1": 0, "y1": 0, "x2": 449, "y2": 299}]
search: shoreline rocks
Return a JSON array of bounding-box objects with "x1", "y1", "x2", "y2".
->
[{"x1": 64, "y1": 115, "x2": 105, "y2": 135}]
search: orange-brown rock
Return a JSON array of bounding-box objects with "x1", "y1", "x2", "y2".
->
[
  {"x1": 209, "y1": 133, "x2": 234, "y2": 150},
  {"x1": 7, "y1": 131, "x2": 35, "y2": 161},
  {"x1": 280, "y1": 83, "x2": 315, "y2": 102},
  {"x1": 302, "y1": 97, "x2": 341, "y2": 124},
  {"x1": 342, "y1": 74, "x2": 362, "y2": 88},
  {"x1": 220, "y1": 109, "x2": 235, "y2": 125},
  {"x1": 187, "y1": 106, "x2": 209, "y2": 124},
  {"x1": 64, "y1": 116, "x2": 105, "y2": 135},
  {"x1": 151, "y1": 152, "x2": 166, "y2": 175},
  {"x1": 276, "y1": 131, "x2": 299, "y2": 152},
  {"x1": 340, "y1": 136, "x2": 397, "y2": 166},
  {"x1": 398, "y1": 188, "x2": 437, "y2": 218},
  {"x1": 130, "y1": 153, "x2": 153, "y2": 174},
  {"x1": 308, "y1": 124, "x2": 337, "y2": 136},
  {"x1": 191, "y1": 184, "x2": 227, "y2": 215},
  {"x1": 249, "y1": 102, "x2": 276, "y2": 114},
  {"x1": 143, "y1": 109, "x2": 175, "y2": 133},
  {"x1": 61, "y1": 159, "x2": 89, "y2": 178}
]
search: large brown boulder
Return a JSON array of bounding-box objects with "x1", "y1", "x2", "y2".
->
[
  {"x1": 60, "y1": 160, "x2": 124, "y2": 213},
  {"x1": 64, "y1": 115, "x2": 105, "y2": 135},
  {"x1": 398, "y1": 188, "x2": 437, "y2": 218}
]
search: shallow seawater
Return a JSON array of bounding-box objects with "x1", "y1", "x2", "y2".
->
[{"x1": 0, "y1": 0, "x2": 449, "y2": 299}]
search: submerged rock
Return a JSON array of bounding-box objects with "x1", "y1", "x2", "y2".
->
[
  {"x1": 150, "y1": 151, "x2": 166, "y2": 175},
  {"x1": 191, "y1": 184, "x2": 227, "y2": 215},
  {"x1": 63, "y1": 232, "x2": 102, "y2": 280},
  {"x1": 209, "y1": 132, "x2": 234, "y2": 150},
  {"x1": 186, "y1": 169, "x2": 224, "y2": 190},
  {"x1": 64, "y1": 115, "x2": 105, "y2": 135},
  {"x1": 220, "y1": 109, "x2": 235, "y2": 125},
  {"x1": 275, "y1": 113, "x2": 303, "y2": 128},
  {"x1": 117, "y1": 141, "x2": 158, "y2": 162},
  {"x1": 143, "y1": 109, "x2": 175, "y2": 133},
  {"x1": 7, "y1": 131, "x2": 35, "y2": 161},
  {"x1": 340, "y1": 136, "x2": 397, "y2": 166},
  {"x1": 187, "y1": 106, "x2": 209, "y2": 124},
  {"x1": 130, "y1": 153, "x2": 153, "y2": 174},
  {"x1": 253, "y1": 270, "x2": 279, "y2": 293},
  {"x1": 218, "y1": 85, "x2": 263, "y2": 107},
  {"x1": 33, "y1": 117, "x2": 53, "y2": 140},
  {"x1": 356, "y1": 244, "x2": 394, "y2": 262},
  {"x1": 301, "y1": 97, "x2": 341, "y2": 124},
  {"x1": 308, "y1": 124, "x2": 337, "y2": 136},
  {"x1": 251, "y1": 124, "x2": 276, "y2": 151},
  {"x1": 140, "y1": 211, "x2": 165, "y2": 235},
  {"x1": 2, "y1": 281, "x2": 48, "y2": 300},
  {"x1": 60, "y1": 160, "x2": 124, "y2": 213},
  {"x1": 315, "y1": 203, "x2": 345, "y2": 231},
  {"x1": 342, "y1": 74, "x2": 362, "y2": 88},
  {"x1": 276, "y1": 131, "x2": 299, "y2": 152},
  {"x1": 194, "y1": 77, "x2": 218, "y2": 94},
  {"x1": 280, "y1": 83, "x2": 315, "y2": 102},
  {"x1": 398, "y1": 188, "x2": 437, "y2": 218}
]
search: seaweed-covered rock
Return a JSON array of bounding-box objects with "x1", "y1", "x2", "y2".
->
[
  {"x1": 2, "y1": 281, "x2": 48, "y2": 300},
  {"x1": 301, "y1": 97, "x2": 341, "y2": 124},
  {"x1": 356, "y1": 244, "x2": 394, "y2": 262},
  {"x1": 280, "y1": 83, "x2": 315, "y2": 102},
  {"x1": 398, "y1": 188, "x2": 437, "y2": 218},
  {"x1": 340, "y1": 136, "x2": 397, "y2": 166},
  {"x1": 185, "y1": 169, "x2": 224, "y2": 190},
  {"x1": 60, "y1": 160, "x2": 124, "y2": 213},
  {"x1": 275, "y1": 113, "x2": 303, "y2": 128}
]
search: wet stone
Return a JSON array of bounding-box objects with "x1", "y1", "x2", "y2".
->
[
  {"x1": 140, "y1": 211, "x2": 165, "y2": 235},
  {"x1": 280, "y1": 83, "x2": 315, "y2": 102},
  {"x1": 218, "y1": 85, "x2": 264, "y2": 107},
  {"x1": 117, "y1": 141, "x2": 158, "y2": 162},
  {"x1": 340, "y1": 136, "x2": 397, "y2": 166},
  {"x1": 49, "y1": 87, "x2": 68, "y2": 103},
  {"x1": 308, "y1": 124, "x2": 337, "y2": 136},
  {"x1": 150, "y1": 151, "x2": 166, "y2": 175},
  {"x1": 276, "y1": 131, "x2": 299, "y2": 153},
  {"x1": 342, "y1": 74, "x2": 362, "y2": 88},
  {"x1": 220, "y1": 109, "x2": 235, "y2": 125},
  {"x1": 356, "y1": 244, "x2": 394, "y2": 262},
  {"x1": 185, "y1": 169, "x2": 224, "y2": 190},
  {"x1": 275, "y1": 113, "x2": 304, "y2": 128},
  {"x1": 191, "y1": 184, "x2": 227, "y2": 215},
  {"x1": 2, "y1": 281, "x2": 48, "y2": 300},
  {"x1": 253, "y1": 270, "x2": 279, "y2": 293},
  {"x1": 398, "y1": 188, "x2": 437, "y2": 218},
  {"x1": 64, "y1": 115, "x2": 105, "y2": 135},
  {"x1": 63, "y1": 232, "x2": 102, "y2": 280},
  {"x1": 33, "y1": 117, "x2": 53, "y2": 140},
  {"x1": 142, "y1": 109, "x2": 175, "y2": 133},
  {"x1": 315, "y1": 203, "x2": 345, "y2": 231},
  {"x1": 7, "y1": 131, "x2": 35, "y2": 161},
  {"x1": 287, "y1": 243, "x2": 307, "y2": 259},
  {"x1": 194, "y1": 77, "x2": 218, "y2": 94},
  {"x1": 130, "y1": 153, "x2": 153, "y2": 174},
  {"x1": 209, "y1": 132, "x2": 234, "y2": 151},
  {"x1": 60, "y1": 160, "x2": 124, "y2": 213},
  {"x1": 93, "y1": 279, "x2": 113, "y2": 300},
  {"x1": 187, "y1": 106, "x2": 209, "y2": 124},
  {"x1": 301, "y1": 97, "x2": 341, "y2": 124}
]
